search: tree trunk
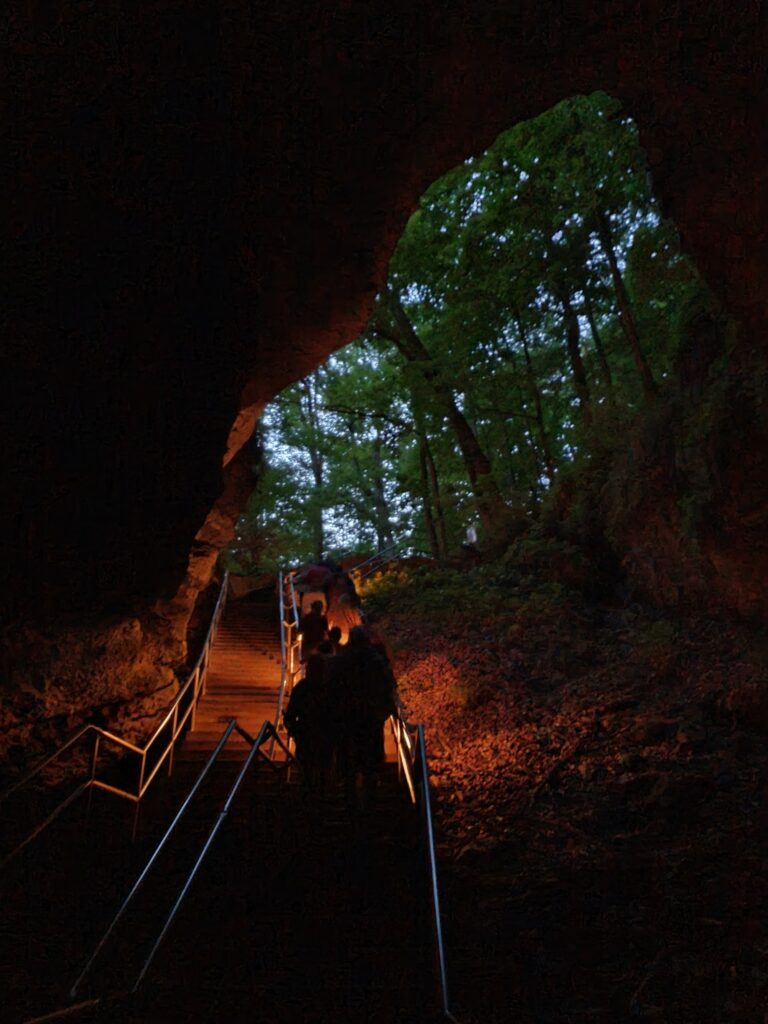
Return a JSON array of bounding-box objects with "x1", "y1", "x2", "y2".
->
[
  {"x1": 595, "y1": 208, "x2": 658, "y2": 400},
  {"x1": 376, "y1": 293, "x2": 507, "y2": 538},
  {"x1": 514, "y1": 312, "x2": 557, "y2": 481},
  {"x1": 417, "y1": 428, "x2": 440, "y2": 558},
  {"x1": 344, "y1": 420, "x2": 394, "y2": 552},
  {"x1": 581, "y1": 285, "x2": 614, "y2": 394},
  {"x1": 423, "y1": 434, "x2": 448, "y2": 558},
  {"x1": 371, "y1": 431, "x2": 394, "y2": 551},
  {"x1": 558, "y1": 288, "x2": 592, "y2": 425}
]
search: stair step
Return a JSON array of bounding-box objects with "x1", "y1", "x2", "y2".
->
[{"x1": 182, "y1": 598, "x2": 288, "y2": 761}]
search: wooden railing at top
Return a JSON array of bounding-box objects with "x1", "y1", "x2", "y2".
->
[{"x1": 0, "y1": 572, "x2": 230, "y2": 867}]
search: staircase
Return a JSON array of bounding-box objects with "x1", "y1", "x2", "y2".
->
[
  {"x1": 99, "y1": 763, "x2": 437, "y2": 1023},
  {"x1": 4, "y1": 762, "x2": 437, "y2": 1024},
  {"x1": 180, "y1": 589, "x2": 283, "y2": 762},
  {"x1": 2, "y1": 581, "x2": 450, "y2": 1023}
]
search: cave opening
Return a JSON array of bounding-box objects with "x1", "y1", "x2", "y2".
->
[
  {"x1": 195, "y1": 92, "x2": 768, "y2": 1024},
  {"x1": 223, "y1": 91, "x2": 719, "y2": 581},
  {"x1": 3, "y1": 9, "x2": 768, "y2": 1016}
]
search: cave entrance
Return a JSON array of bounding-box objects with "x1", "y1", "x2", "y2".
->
[{"x1": 223, "y1": 91, "x2": 714, "y2": 577}]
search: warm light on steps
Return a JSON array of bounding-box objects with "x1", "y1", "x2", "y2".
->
[{"x1": 184, "y1": 597, "x2": 283, "y2": 761}]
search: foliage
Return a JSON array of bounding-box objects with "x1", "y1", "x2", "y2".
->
[{"x1": 226, "y1": 91, "x2": 713, "y2": 571}]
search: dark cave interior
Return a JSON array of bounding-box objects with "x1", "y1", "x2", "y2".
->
[{"x1": 2, "y1": 6, "x2": 768, "y2": 1022}]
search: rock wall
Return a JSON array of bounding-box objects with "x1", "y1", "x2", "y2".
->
[
  {"x1": 2, "y1": 3, "x2": 767, "y2": 756},
  {"x1": 0, "y1": 613, "x2": 177, "y2": 774},
  {"x1": 599, "y1": 333, "x2": 768, "y2": 625}
]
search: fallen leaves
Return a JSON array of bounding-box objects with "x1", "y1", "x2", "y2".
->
[{"x1": 371, "y1": 566, "x2": 768, "y2": 1022}]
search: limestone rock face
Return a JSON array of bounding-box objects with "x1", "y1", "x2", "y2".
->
[{"x1": 2, "y1": 4, "x2": 767, "y2": 761}]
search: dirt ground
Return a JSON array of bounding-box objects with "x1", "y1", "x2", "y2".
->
[{"x1": 371, "y1": 569, "x2": 768, "y2": 1023}]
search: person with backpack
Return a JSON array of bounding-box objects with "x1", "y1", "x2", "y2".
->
[
  {"x1": 334, "y1": 626, "x2": 396, "y2": 811},
  {"x1": 283, "y1": 656, "x2": 333, "y2": 794}
]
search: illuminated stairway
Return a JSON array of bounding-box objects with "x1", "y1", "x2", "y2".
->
[
  {"x1": 3, "y1": 584, "x2": 445, "y2": 1023},
  {"x1": 180, "y1": 590, "x2": 283, "y2": 762}
]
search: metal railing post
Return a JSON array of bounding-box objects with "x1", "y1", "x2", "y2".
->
[
  {"x1": 85, "y1": 732, "x2": 101, "y2": 820},
  {"x1": 132, "y1": 752, "x2": 147, "y2": 842},
  {"x1": 168, "y1": 705, "x2": 178, "y2": 776},
  {"x1": 190, "y1": 667, "x2": 199, "y2": 731},
  {"x1": 90, "y1": 733, "x2": 101, "y2": 783},
  {"x1": 416, "y1": 724, "x2": 455, "y2": 1021},
  {"x1": 392, "y1": 717, "x2": 403, "y2": 783}
]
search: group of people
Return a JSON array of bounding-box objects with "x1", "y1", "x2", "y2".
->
[
  {"x1": 292, "y1": 560, "x2": 362, "y2": 641},
  {"x1": 283, "y1": 621, "x2": 397, "y2": 811}
]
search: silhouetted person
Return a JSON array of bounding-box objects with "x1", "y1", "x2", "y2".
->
[
  {"x1": 298, "y1": 600, "x2": 328, "y2": 662},
  {"x1": 362, "y1": 616, "x2": 392, "y2": 663},
  {"x1": 335, "y1": 626, "x2": 397, "y2": 812},
  {"x1": 294, "y1": 563, "x2": 334, "y2": 612},
  {"x1": 283, "y1": 656, "x2": 333, "y2": 793},
  {"x1": 327, "y1": 626, "x2": 343, "y2": 655},
  {"x1": 327, "y1": 572, "x2": 362, "y2": 639}
]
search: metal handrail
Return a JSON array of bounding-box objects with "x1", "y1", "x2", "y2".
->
[
  {"x1": 389, "y1": 701, "x2": 459, "y2": 1022},
  {"x1": 271, "y1": 572, "x2": 302, "y2": 758},
  {"x1": 0, "y1": 572, "x2": 230, "y2": 865},
  {"x1": 74, "y1": 720, "x2": 287, "y2": 1005},
  {"x1": 235, "y1": 721, "x2": 294, "y2": 766},
  {"x1": 352, "y1": 543, "x2": 435, "y2": 585},
  {"x1": 287, "y1": 569, "x2": 299, "y2": 627},
  {"x1": 416, "y1": 724, "x2": 457, "y2": 1023},
  {"x1": 278, "y1": 571, "x2": 287, "y2": 689},
  {"x1": 70, "y1": 720, "x2": 238, "y2": 997},
  {"x1": 0, "y1": 726, "x2": 143, "y2": 807},
  {"x1": 44, "y1": 718, "x2": 294, "y2": 1017},
  {"x1": 132, "y1": 719, "x2": 272, "y2": 992},
  {"x1": 274, "y1": 572, "x2": 289, "y2": 743},
  {"x1": 347, "y1": 541, "x2": 400, "y2": 576},
  {"x1": 356, "y1": 548, "x2": 412, "y2": 584}
]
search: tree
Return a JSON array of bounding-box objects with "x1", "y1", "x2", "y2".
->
[
  {"x1": 373, "y1": 286, "x2": 509, "y2": 539},
  {"x1": 227, "y1": 91, "x2": 714, "y2": 572}
]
